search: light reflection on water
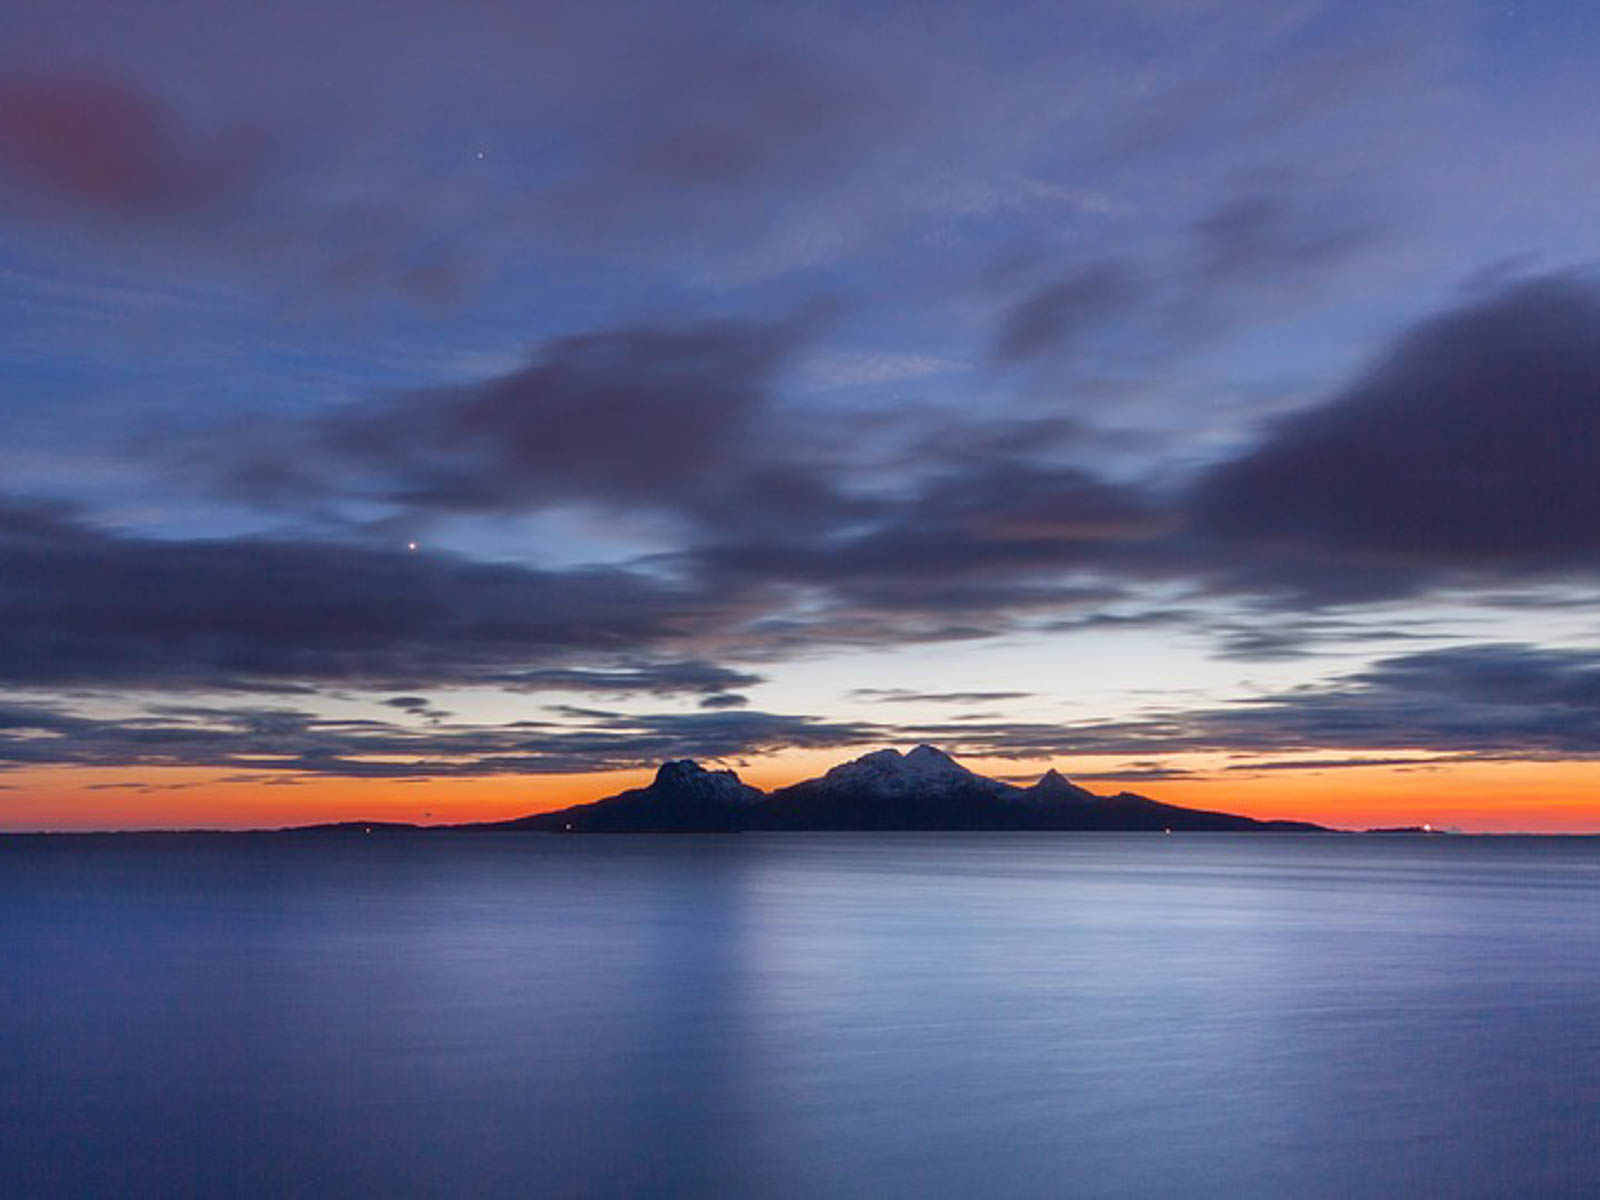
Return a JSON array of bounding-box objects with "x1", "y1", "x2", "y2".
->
[{"x1": 3, "y1": 833, "x2": 1598, "y2": 1198}]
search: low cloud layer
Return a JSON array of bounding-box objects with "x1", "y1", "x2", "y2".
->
[
  {"x1": 910, "y1": 644, "x2": 1600, "y2": 764},
  {"x1": 0, "y1": 698, "x2": 879, "y2": 780},
  {"x1": 6, "y1": 643, "x2": 1596, "y2": 785}
]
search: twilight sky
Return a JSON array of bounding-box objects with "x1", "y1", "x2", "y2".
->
[{"x1": 5, "y1": 0, "x2": 1600, "y2": 830}]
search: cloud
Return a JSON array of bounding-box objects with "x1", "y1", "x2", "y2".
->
[
  {"x1": 1194, "y1": 273, "x2": 1600, "y2": 575},
  {"x1": 1207, "y1": 616, "x2": 1446, "y2": 662},
  {"x1": 1036, "y1": 609, "x2": 1195, "y2": 635},
  {"x1": 238, "y1": 316, "x2": 819, "y2": 523},
  {"x1": 527, "y1": 32, "x2": 913, "y2": 264},
  {"x1": 67, "y1": 270, "x2": 1600, "y2": 696},
  {"x1": 195, "y1": 303, "x2": 1190, "y2": 654},
  {"x1": 985, "y1": 174, "x2": 1381, "y2": 372},
  {"x1": 0, "y1": 500, "x2": 740, "y2": 691},
  {"x1": 856, "y1": 642, "x2": 1600, "y2": 768},
  {"x1": 381, "y1": 695, "x2": 453, "y2": 721},
  {"x1": 1352, "y1": 643, "x2": 1600, "y2": 711},
  {"x1": 668, "y1": 450, "x2": 1178, "y2": 653},
  {"x1": 382, "y1": 696, "x2": 432, "y2": 711},
  {"x1": 990, "y1": 261, "x2": 1142, "y2": 363},
  {"x1": 1071, "y1": 766, "x2": 1198, "y2": 782},
  {"x1": 1054, "y1": 644, "x2": 1600, "y2": 760},
  {"x1": 852, "y1": 689, "x2": 1034, "y2": 704},
  {"x1": 599, "y1": 43, "x2": 892, "y2": 192},
  {"x1": 1187, "y1": 179, "x2": 1381, "y2": 291},
  {"x1": 9, "y1": 489, "x2": 1110, "y2": 708},
  {"x1": 7, "y1": 466, "x2": 1160, "y2": 698},
  {"x1": 0, "y1": 72, "x2": 259, "y2": 219},
  {"x1": 1220, "y1": 756, "x2": 1464, "y2": 773},
  {"x1": 142, "y1": 267, "x2": 1600, "y2": 680},
  {"x1": 1082, "y1": 13, "x2": 1420, "y2": 170},
  {"x1": 487, "y1": 663, "x2": 763, "y2": 695},
  {"x1": 693, "y1": 461, "x2": 1166, "y2": 595},
  {"x1": 0, "y1": 67, "x2": 469, "y2": 306},
  {"x1": 1175, "y1": 643, "x2": 1600, "y2": 758},
  {"x1": 0, "y1": 698, "x2": 880, "y2": 779},
  {"x1": 8, "y1": 637, "x2": 1596, "y2": 781}
]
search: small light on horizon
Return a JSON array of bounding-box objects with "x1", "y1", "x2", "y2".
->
[{"x1": 407, "y1": 541, "x2": 418, "y2": 551}]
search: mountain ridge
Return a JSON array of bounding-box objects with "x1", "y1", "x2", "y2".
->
[{"x1": 474, "y1": 745, "x2": 1322, "y2": 833}]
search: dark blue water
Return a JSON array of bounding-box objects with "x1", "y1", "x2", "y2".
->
[{"x1": 3, "y1": 833, "x2": 1598, "y2": 1199}]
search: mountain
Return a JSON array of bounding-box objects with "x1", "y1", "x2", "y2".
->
[
  {"x1": 757, "y1": 744, "x2": 1028, "y2": 830},
  {"x1": 467, "y1": 745, "x2": 1323, "y2": 833},
  {"x1": 486, "y1": 759, "x2": 763, "y2": 833},
  {"x1": 1018, "y1": 768, "x2": 1098, "y2": 806},
  {"x1": 1035, "y1": 790, "x2": 1319, "y2": 832}
]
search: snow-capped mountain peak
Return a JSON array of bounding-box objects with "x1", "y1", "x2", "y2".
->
[{"x1": 819, "y1": 745, "x2": 1010, "y2": 797}]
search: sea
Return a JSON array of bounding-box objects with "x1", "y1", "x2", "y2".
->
[{"x1": 3, "y1": 832, "x2": 1597, "y2": 1199}]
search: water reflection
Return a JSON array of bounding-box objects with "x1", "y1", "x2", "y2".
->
[{"x1": 2, "y1": 833, "x2": 1597, "y2": 1198}]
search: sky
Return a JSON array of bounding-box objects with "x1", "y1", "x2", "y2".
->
[{"x1": 4, "y1": 0, "x2": 1600, "y2": 831}]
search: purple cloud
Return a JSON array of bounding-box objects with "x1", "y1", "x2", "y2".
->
[{"x1": 0, "y1": 72, "x2": 258, "y2": 218}]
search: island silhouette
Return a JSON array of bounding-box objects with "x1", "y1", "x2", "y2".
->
[{"x1": 412, "y1": 745, "x2": 1322, "y2": 834}]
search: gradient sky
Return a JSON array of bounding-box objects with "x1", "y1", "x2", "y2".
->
[{"x1": 5, "y1": 0, "x2": 1600, "y2": 831}]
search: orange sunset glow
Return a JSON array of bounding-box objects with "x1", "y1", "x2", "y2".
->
[{"x1": 10, "y1": 754, "x2": 1600, "y2": 834}]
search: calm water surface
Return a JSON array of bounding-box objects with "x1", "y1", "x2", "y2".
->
[{"x1": 3, "y1": 833, "x2": 1598, "y2": 1198}]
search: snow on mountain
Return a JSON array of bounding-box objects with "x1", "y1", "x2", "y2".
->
[{"x1": 815, "y1": 744, "x2": 1019, "y2": 799}]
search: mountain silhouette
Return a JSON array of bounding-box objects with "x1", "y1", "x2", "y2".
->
[
  {"x1": 467, "y1": 745, "x2": 1321, "y2": 833},
  {"x1": 1019, "y1": 768, "x2": 1098, "y2": 806},
  {"x1": 486, "y1": 759, "x2": 763, "y2": 832}
]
